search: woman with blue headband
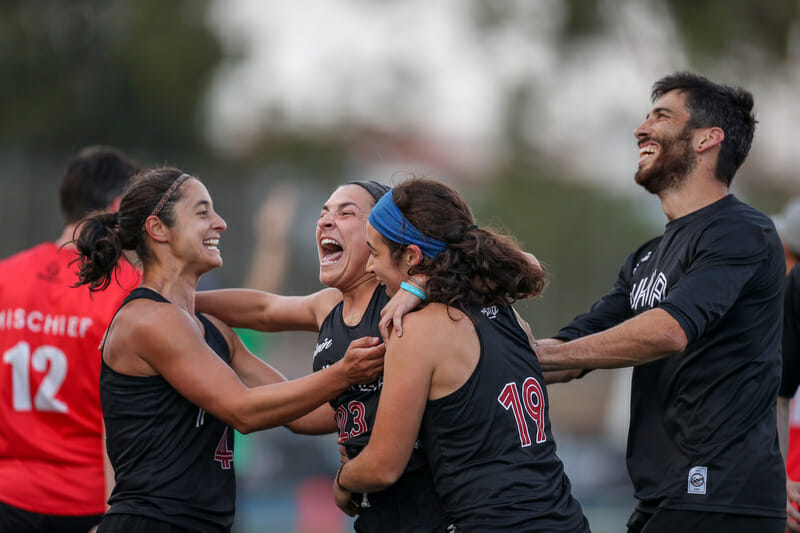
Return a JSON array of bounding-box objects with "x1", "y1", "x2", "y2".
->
[
  {"x1": 334, "y1": 177, "x2": 591, "y2": 532},
  {"x1": 194, "y1": 180, "x2": 449, "y2": 532}
]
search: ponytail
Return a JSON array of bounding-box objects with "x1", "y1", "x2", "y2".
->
[{"x1": 73, "y1": 212, "x2": 124, "y2": 292}]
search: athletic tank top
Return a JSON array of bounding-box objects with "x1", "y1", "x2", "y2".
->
[
  {"x1": 101, "y1": 288, "x2": 235, "y2": 531},
  {"x1": 420, "y1": 304, "x2": 589, "y2": 532}
]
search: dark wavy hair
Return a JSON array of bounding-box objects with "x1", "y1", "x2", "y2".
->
[
  {"x1": 651, "y1": 72, "x2": 756, "y2": 185},
  {"x1": 73, "y1": 167, "x2": 190, "y2": 291},
  {"x1": 382, "y1": 177, "x2": 545, "y2": 317}
]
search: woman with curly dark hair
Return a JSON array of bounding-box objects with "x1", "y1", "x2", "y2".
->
[{"x1": 333, "y1": 177, "x2": 590, "y2": 532}]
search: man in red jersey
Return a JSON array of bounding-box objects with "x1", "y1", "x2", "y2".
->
[{"x1": 0, "y1": 146, "x2": 141, "y2": 533}]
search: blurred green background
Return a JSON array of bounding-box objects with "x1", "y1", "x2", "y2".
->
[{"x1": 1, "y1": 1, "x2": 797, "y2": 531}]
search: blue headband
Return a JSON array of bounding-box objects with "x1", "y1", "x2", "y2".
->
[{"x1": 368, "y1": 189, "x2": 448, "y2": 258}]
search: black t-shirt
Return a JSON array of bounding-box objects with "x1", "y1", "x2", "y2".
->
[
  {"x1": 101, "y1": 288, "x2": 235, "y2": 532},
  {"x1": 557, "y1": 194, "x2": 785, "y2": 517},
  {"x1": 780, "y1": 263, "x2": 800, "y2": 398},
  {"x1": 421, "y1": 304, "x2": 589, "y2": 532}
]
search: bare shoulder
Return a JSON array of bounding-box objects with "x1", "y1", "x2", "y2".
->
[
  {"x1": 389, "y1": 304, "x2": 474, "y2": 351},
  {"x1": 311, "y1": 287, "x2": 344, "y2": 321}
]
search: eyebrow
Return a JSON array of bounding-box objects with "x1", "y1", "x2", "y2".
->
[
  {"x1": 194, "y1": 200, "x2": 211, "y2": 209},
  {"x1": 321, "y1": 201, "x2": 361, "y2": 212},
  {"x1": 366, "y1": 240, "x2": 377, "y2": 252},
  {"x1": 647, "y1": 106, "x2": 673, "y2": 119}
]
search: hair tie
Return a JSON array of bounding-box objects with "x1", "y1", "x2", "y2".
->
[
  {"x1": 150, "y1": 173, "x2": 191, "y2": 218},
  {"x1": 113, "y1": 211, "x2": 120, "y2": 226},
  {"x1": 466, "y1": 224, "x2": 478, "y2": 232},
  {"x1": 368, "y1": 189, "x2": 448, "y2": 258}
]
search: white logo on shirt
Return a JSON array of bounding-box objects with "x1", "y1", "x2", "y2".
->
[
  {"x1": 314, "y1": 337, "x2": 333, "y2": 359},
  {"x1": 629, "y1": 271, "x2": 668, "y2": 312},
  {"x1": 632, "y1": 251, "x2": 653, "y2": 274},
  {"x1": 687, "y1": 465, "x2": 708, "y2": 495},
  {"x1": 481, "y1": 306, "x2": 499, "y2": 319}
]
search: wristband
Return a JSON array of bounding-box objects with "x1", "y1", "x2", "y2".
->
[
  {"x1": 400, "y1": 281, "x2": 426, "y2": 300},
  {"x1": 406, "y1": 276, "x2": 426, "y2": 290}
]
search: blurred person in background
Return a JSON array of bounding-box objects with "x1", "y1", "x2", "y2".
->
[
  {"x1": 533, "y1": 72, "x2": 786, "y2": 532},
  {"x1": 195, "y1": 180, "x2": 450, "y2": 532},
  {"x1": 0, "y1": 146, "x2": 141, "y2": 533},
  {"x1": 774, "y1": 198, "x2": 800, "y2": 531},
  {"x1": 334, "y1": 178, "x2": 590, "y2": 532},
  {"x1": 74, "y1": 168, "x2": 384, "y2": 533}
]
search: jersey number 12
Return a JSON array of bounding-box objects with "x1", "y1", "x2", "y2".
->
[{"x1": 3, "y1": 341, "x2": 68, "y2": 413}]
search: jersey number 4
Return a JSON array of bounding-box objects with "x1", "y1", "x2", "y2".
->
[
  {"x1": 497, "y1": 377, "x2": 546, "y2": 447},
  {"x1": 3, "y1": 341, "x2": 68, "y2": 413}
]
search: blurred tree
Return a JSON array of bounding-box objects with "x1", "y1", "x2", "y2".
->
[
  {"x1": 0, "y1": 0, "x2": 221, "y2": 149},
  {"x1": 666, "y1": 0, "x2": 799, "y2": 65}
]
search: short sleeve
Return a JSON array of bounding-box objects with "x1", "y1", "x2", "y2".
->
[{"x1": 658, "y1": 222, "x2": 768, "y2": 344}]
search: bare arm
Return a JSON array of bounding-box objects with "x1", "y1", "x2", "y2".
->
[
  {"x1": 534, "y1": 308, "x2": 687, "y2": 371},
  {"x1": 244, "y1": 184, "x2": 297, "y2": 292},
  {"x1": 127, "y1": 304, "x2": 383, "y2": 434},
  {"x1": 337, "y1": 317, "x2": 435, "y2": 493},
  {"x1": 195, "y1": 287, "x2": 341, "y2": 332},
  {"x1": 206, "y1": 313, "x2": 368, "y2": 435}
]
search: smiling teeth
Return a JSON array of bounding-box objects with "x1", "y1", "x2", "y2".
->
[
  {"x1": 321, "y1": 238, "x2": 340, "y2": 247},
  {"x1": 203, "y1": 239, "x2": 219, "y2": 249},
  {"x1": 639, "y1": 146, "x2": 656, "y2": 156}
]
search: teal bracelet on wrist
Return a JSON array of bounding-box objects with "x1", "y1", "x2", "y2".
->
[{"x1": 400, "y1": 281, "x2": 426, "y2": 300}]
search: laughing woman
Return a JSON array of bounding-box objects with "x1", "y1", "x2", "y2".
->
[
  {"x1": 74, "y1": 168, "x2": 383, "y2": 533},
  {"x1": 334, "y1": 178, "x2": 591, "y2": 532}
]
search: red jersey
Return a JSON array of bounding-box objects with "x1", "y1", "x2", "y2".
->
[{"x1": 0, "y1": 242, "x2": 139, "y2": 515}]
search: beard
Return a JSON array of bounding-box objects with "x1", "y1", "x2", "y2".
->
[{"x1": 635, "y1": 125, "x2": 697, "y2": 195}]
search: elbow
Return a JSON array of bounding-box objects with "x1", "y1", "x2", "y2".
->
[{"x1": 662, "y1": 323, "x2": 688, "y2": 355}]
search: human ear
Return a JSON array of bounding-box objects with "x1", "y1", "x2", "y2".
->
[
  {"x1": 697, "y1": 127, "x2": 724, "y2": 153},
  {"x1": 406, "y1": 245, "x2": 423, "y2": 266},
  {"x1": 143, "y1": 215, "x2": 169, "y2": 243}
]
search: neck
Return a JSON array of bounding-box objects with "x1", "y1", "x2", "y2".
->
[
  {"x1": 140, "y1": 267, "x2": 198, "y2": 314},
  {"x1": 340, "y1": 276, "x2": 380, "y2": 323},
  {"x1": 55, "y1": 224, "x2": 77, "y2": 248},
  {"x1": 658, "y1": 169, "x2": 728, "y2": 222}
]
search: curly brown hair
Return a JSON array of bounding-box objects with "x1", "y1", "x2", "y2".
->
[{"x1": 382, "y1": 177, "x2": 545, "y2": 317}]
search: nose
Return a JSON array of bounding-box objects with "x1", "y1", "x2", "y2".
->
[
  {"x1": 318, "y1": 211, "x2": 334, "y2": 229},
  {"x1": 634, "y1": 117, "x2": 651, "y2": 141},
  {"x1": 366, "y1": 254, "x2": 375, "y2": 273},
  {"x1": 214, "y1": 212, "x2": 227, "y2": 232}
]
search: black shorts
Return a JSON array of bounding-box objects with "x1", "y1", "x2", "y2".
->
[
  {"x1": 353, "y1": 466, "x2": 450, "y2": 533},
  {"x1": 626, "y1": 506, "x2": 785, "y2": 533},
  {"x1": 0, "y1": 500, "x2": 103, "y2": 533}
]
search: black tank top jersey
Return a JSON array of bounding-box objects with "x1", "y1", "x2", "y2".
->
[
  {"x1": 313, "y1": 285, "x2": 425, "y2": 463},
  {"x1": 314, "y1": 285, "x2": 448, "y2": 532},
  {"x1": 420, "y1": 305, "x2": 589, "y2": 533},
  {"x1": 100, "y1": 288, "x2": 235, "y2": 532}
]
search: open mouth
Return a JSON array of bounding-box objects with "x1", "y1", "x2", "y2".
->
[
  {"x1": 319, "y1": 237, "x2": 343, "y2": 265},
  {"x1": 638, "y1": 143, "x2": 658, "y2": 166},
  {"x1": 203, "y1": 238, "x2": 220, "y2": 251}
]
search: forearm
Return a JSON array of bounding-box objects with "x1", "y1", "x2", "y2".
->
[
  {"x1": 779, "y1": 396, "x2": 792, "y2": 464},
  {"x1": 196, "y1": 289, "x2": 275, "y2": 330},
  {"x1": 234, "y1": 362, "x2": 351, "y2": 433},
  {"x1": 286, "y1": 404, "x2": 337, "y2": 435},
  {"x1": 535, "y1": 308, "x2": 687, "y2": 371},
  {"x1": 338, "y1": 447, "x2": 398, "y2": 492}
]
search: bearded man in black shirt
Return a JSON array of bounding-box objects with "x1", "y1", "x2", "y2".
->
[{"x1": 535, "y1": 72, "x2": 786, "y2": 532}]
